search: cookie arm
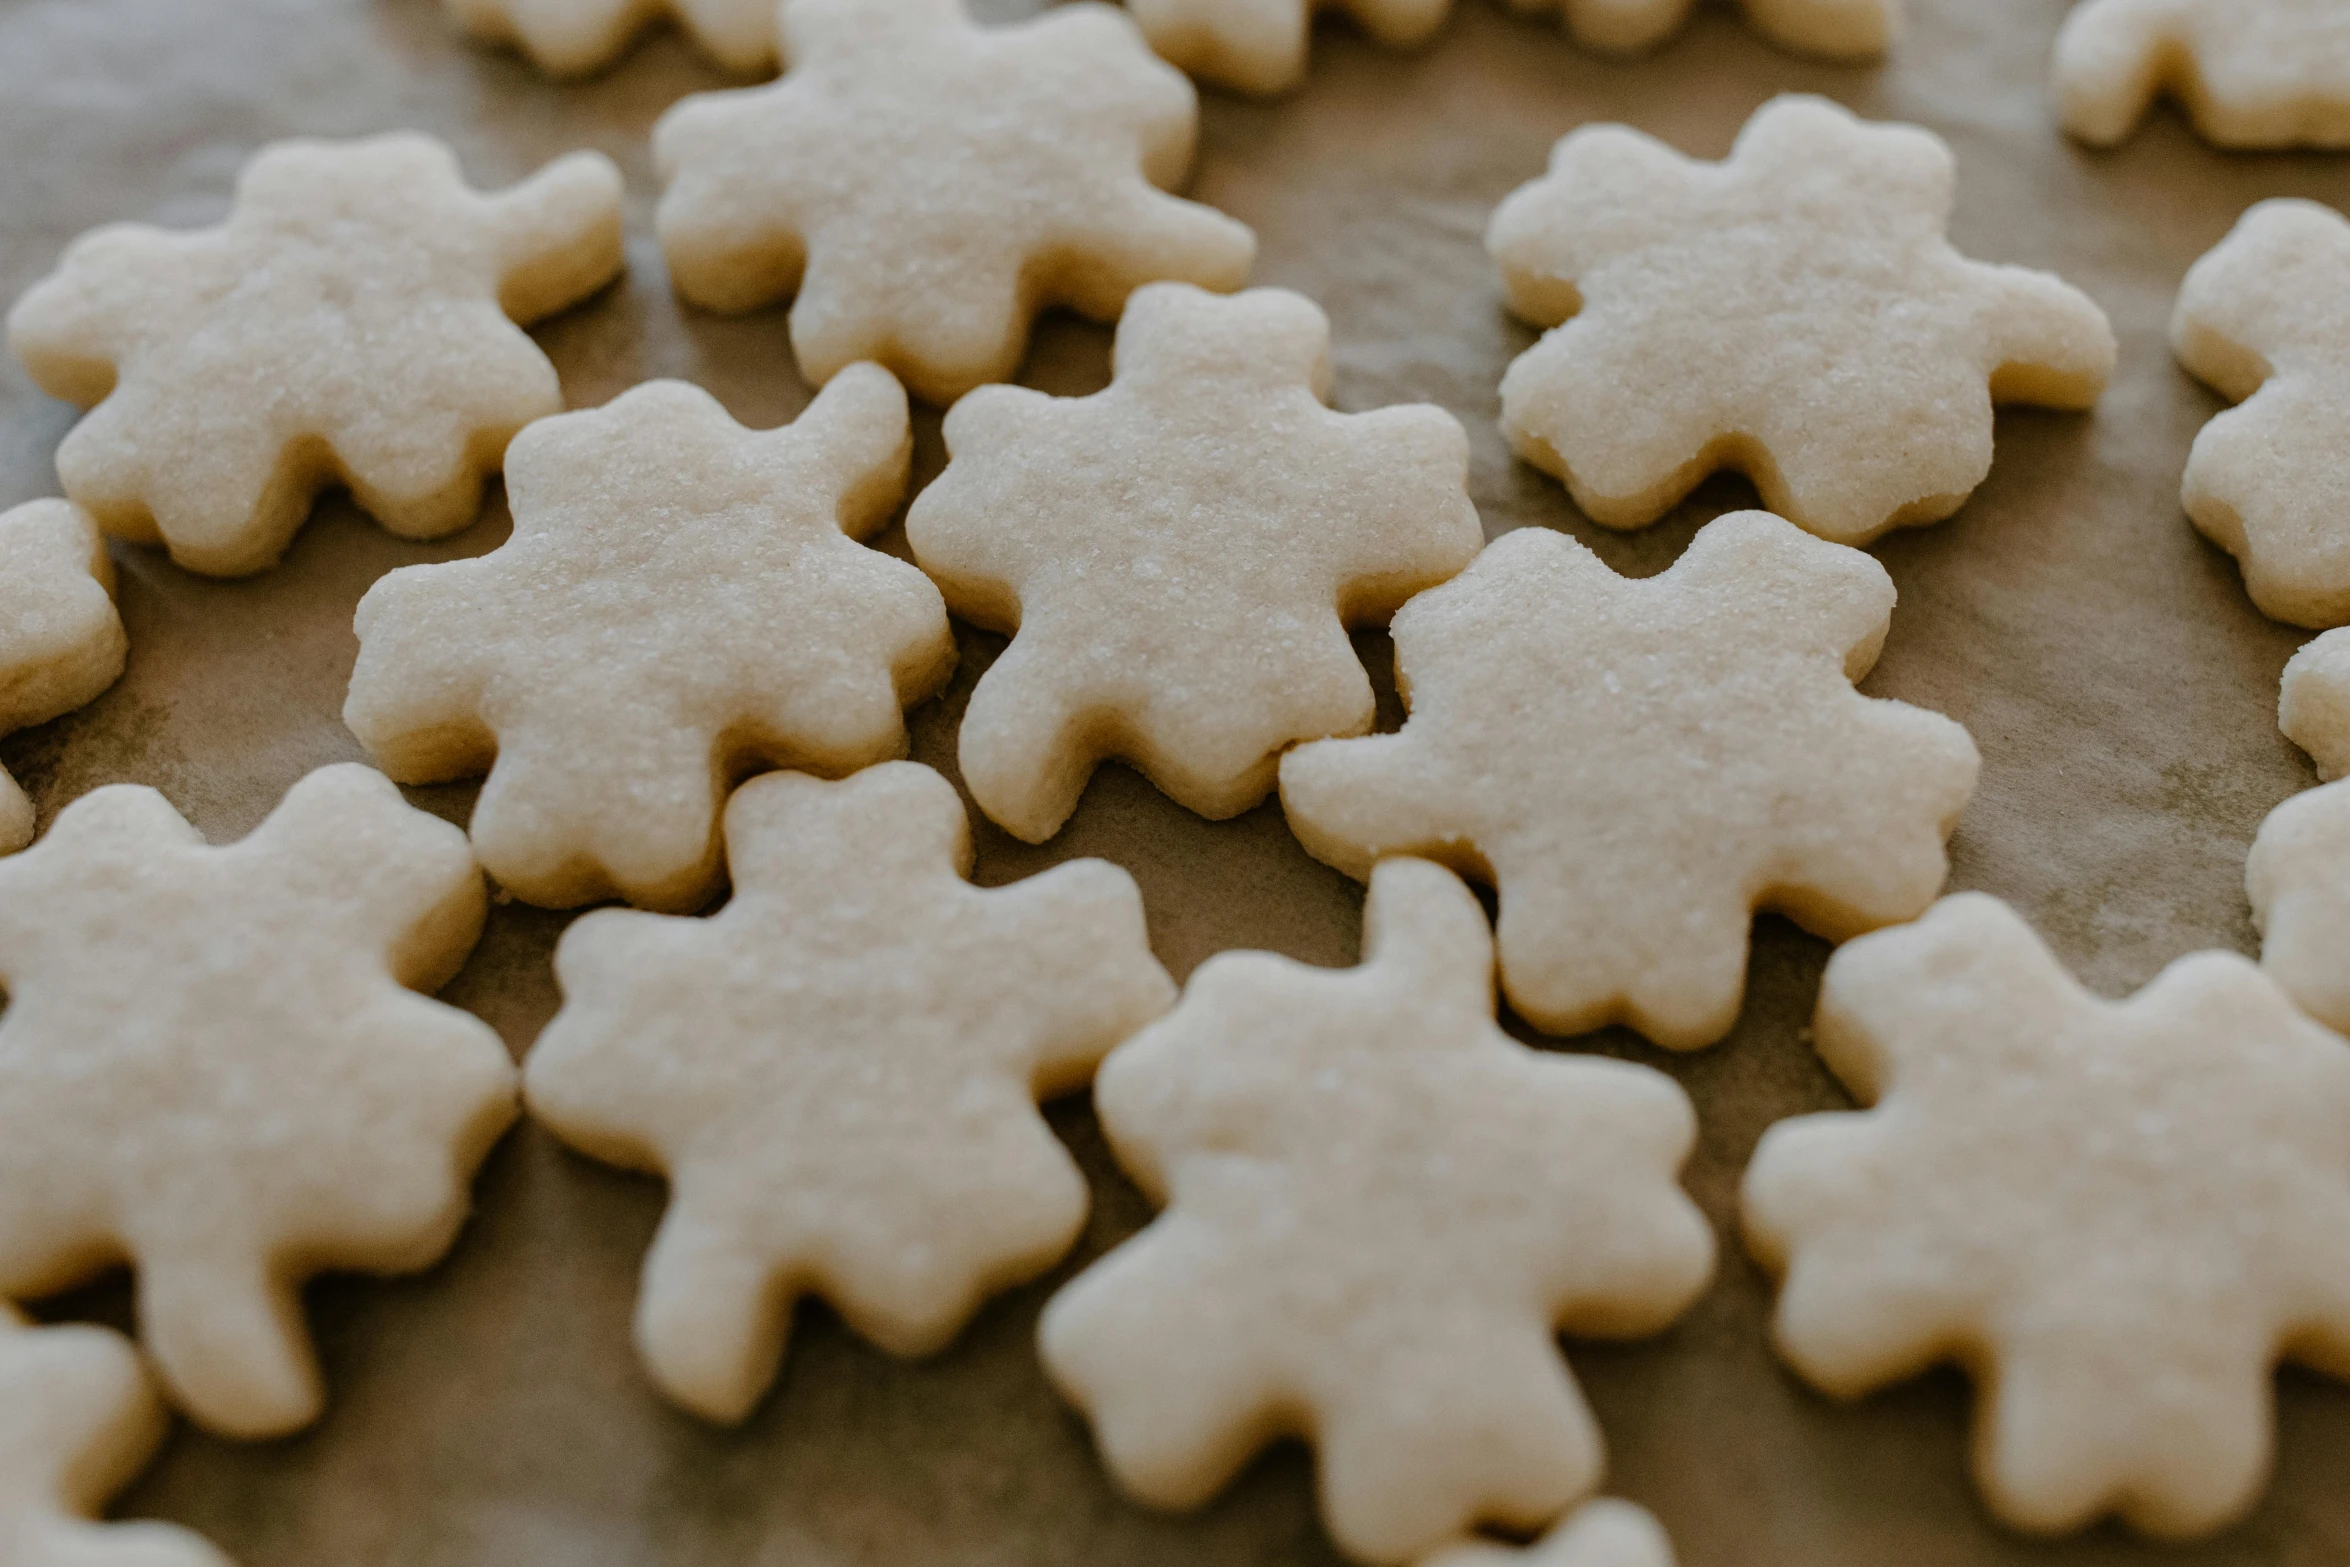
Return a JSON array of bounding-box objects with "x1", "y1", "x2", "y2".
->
[
  {"x1": 2053, "y1": 0, "x2": 2170, "y2": 147},
  {"x1": 486, "y1": 151, "x2": 628, "y2": 324},
  {"x1": 762, "y1": 361, "x2": 912, "y2": 541},
  {"x1": 1981, "y1": 266, "x2": 2116, "y2": 409},
  {"x1": 135, "y1": 1242, "x2": 323, "y2": 1439},
  {"x1": 5, "y1": 225, "x2": 183, "y2": 407}
]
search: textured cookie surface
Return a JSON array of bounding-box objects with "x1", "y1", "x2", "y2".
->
[
  {"x1": 345, "y1": 368, "x2": 952, "y2": 912},
  {"x1": 2248, "y1": 634, "x2": 2350, "y2": 1034},
  {"x1": 0, "y1": 764, "x2": 517, "y2": 1439},
  {"x1": 445, "y1": 0, "x2": 777, "y2": 74},
  {"x1": 6, "y1": 134, "x2": 622, "y2": 578},
  {"x1": 2281, "y1": 628, "x2": 2350, "y2": 780},
  {"x1": 0, "y1": 1306, "x2": 231, "y2": 1567},
  {"x1": 1743, "y1": 893, "x2": 2350, "y2": 1539},
  {"x1": 1281, "y1": 512, "x2": 1978, "y2": 1051},
  {"x1": 0, "y1": 500, "x2": 126, "y2": 854},
  {"x1": 2056, "y1": 0, "x2": 2350, "y2": 148},
  {"x1": 1040, "y1": 858, "x2": 1712, "y2": 1565},
  {"x1": 1486, "y1": 95, "x2": 2113, "y2": 546},
  {"x1": 907, "y1": 283, "x2": 1482, "y2": 843},
  {"x1": 525, "y1": 763, "x2": 1173, "y2": 1423},
  {"x1": 1503, "y1": 0, "x2": 1894, "y2": 58},
  {"x1": 2172, "y1": 201, "x2": 2350, "y2": 629},
  {"x1": 654, "y1": 0, "x2": 1254, "y2": 405},
  {"x1": 1420, "y1": 1500, "x2": 1676, "y2": 1567}
]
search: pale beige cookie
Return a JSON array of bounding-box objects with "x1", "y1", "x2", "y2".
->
[
  {"x1": 653, "y1": 0, "x2": 1255, "y2": 406},
  {"x1": 2056, "y1": 0, "x2": 2350, "y2": 148},
  {"x1": 6, "y1": 133, "x2": 624, "y2": 577},
  {"x1": 1504, "y1": 0, "x2": 1894, "y2": 59},
  {"x1": 345, "y1": 368, "x2": 952, "y2": 913},
  {"x1": 2247, "y1": 634, "x2": 2350, "y2": 1034},
  {"x1": 1743, "y1": 892, "x2": 2350, "y2": 1539},
  {"x1": 1122, "y1": 0, "x2": 1448, "y2": 95},
  {"x1": 2172, "y1": 201, "x2": 2350, "y2": 629},
  {"x1": 1280, "y1": 513, "x2": 1978, "y2": 1051},
  {"x1": 1421, "y1": 1500, "x2": 1677, "y2": 1567},
  {"x1": 445, "y1": 0, "x2": 777, "y2": 75},
  {"x1": 906, "y1": 283, "x2": 1482, "y2": 843},
  {"x1": 0, "y1": 1306, "x2": 232, "y2": 1567},
  {"x1": 2280, "y1": 628, "x2": 2350, "y2": 779},
  {"x1": 0, "y1": 764, "x2": 517, "y2": 1440},
  {"x1": 0, "y1": 500, "x2": 126, "y2": 854},
  {"x1": 525, "y1": 762, "x2": 1173, "y2": 1423},
  {"x1": 1040, "y1": 858, "x2": 1712, "y2": 1565},
  {"x1": 1486, "y1": 95, "x2": 2114, "y2": 547}
]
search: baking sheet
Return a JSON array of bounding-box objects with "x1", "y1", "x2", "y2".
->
[{"x1": 2, "y1": 0, "x2": 2345, "y2": 1561}]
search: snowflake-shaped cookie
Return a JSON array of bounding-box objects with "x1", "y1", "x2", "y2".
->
[
  {"x1": 1485, "y1": 95, "x2": 2115, "y2": 546},
  {"x1": 2172, "y1": 200, "x2": 2350, "y2": 629},
  {"x1": 0, "y1": 500, "x2": 126, "y2": 854},
  {"x1": 1040, "y1": 858, "x2": 1712, "y2": 1564},
  {"x1": 345, "y1": 368, "x2": 953, "y2": 913},
  {"x1": 445, "y1": 0, "x2": 777, "y2": 75},
  {"x1": 1280, "y1": 512, "x2": 1979, "y2": 1051},
  {"x1": 1742, "y1": 892, "x2": 2350, "y2": 1539},
  {"x1": 525, "y1": 762, "x2": 1173, "y2": 1423},
  {"x1": 906, "y1": 283, "x2": 1482, "y2": 843},
  {"x1": 2248, "y1": 633, "x2": 2350, "y2": 1035},
  {"x1": 652, "y1": 0, "x2": 1255, "y2": 406},
  {"x1": 2056, "y1": 0, "x2": 2350, "y2": 148},
  {"x1": 0, "y1": 764, "x2": 518, "y2": 1440},
  {"x1": 5, "y1": 133, "x2": 625, "y2": 578},
  {"x1": 0, "y1": 1307, "x2": 231, "y2": 1567},
  {"x1": 1422, "y1": 1500, "x2": 1676, "y2": 1567}
]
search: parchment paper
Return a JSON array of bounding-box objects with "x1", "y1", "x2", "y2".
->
[{"x1": 1, "y1": 0, "x2": 2344, "y2": 1561}]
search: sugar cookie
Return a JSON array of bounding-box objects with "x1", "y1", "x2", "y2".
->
[
  {"x1": 2248, "y1": 636, "x2": 2350, "y2": 1035},
  {"x1": 0, "y1": 764, "x2": 517, "y2": 1439},
  {"x1": 525, "y1": 762, "x2": 1173, "y2": 1423},
  {"x1": 2172, "y1": 201, "x2": 2350, "y2": 629},
  {"x1": 6, "y1": 133, "x2": 624, "y2": 578},
  {"x1": 2280, "y1": 628, "x2": 2350, "y2": 780},
  {"x1": 1122, "y1": 0, "x2": 1448, "y2": 96},
  {"x1": 1281, "y1": 513, "x2": 1978, "y2": 1051},
  {"x1": 1742, "y1": 892, "x2": 2350, "y2": 1539},
  {"x1": 2056, "y1": 0, "x2": 2350, "y2": 148},
  {"x1": 906, "y1": 283, "x2": 1482, "y2": 843},
  {"x1": 1486, "y1": 95, "x2": 2114, "y2": 546},
  {"x1": 1421, "y1": 1500, "x2": 1676, "y2": 1567},
  {"x1": 653, "y1": 0, "x2": 1255, "y2": 406},
  {"x1": 1507, "y1": 0, "x2": 1894, "y2": 59},
  {"x1": 346, "y1": 368, "x2": 952, "y2": 913},
  {"x1": 445, "y1": 0, "x2": 776, "y2": 76},
  {"x1": 0, "y1": 500, "x2": 126, "y2": 854},
  {"x1": 1040, "y1": 858, "x2": 1712, "y2": 1565},
  {"x1": 0, "y1": 1306, "x2": 231, "y2": 1567}
]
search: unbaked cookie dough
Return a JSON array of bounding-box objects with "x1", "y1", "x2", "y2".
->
[
  {"x1": 445, "y1": 0, "x2": 777, "y2": 76},
  {"x1": 345, "y1": 368, "x2": 953, "y2": 912},
  {"x1": 0, "y1": 764, "x2": 517, "y2": 1439},
  {"x1": 525, "y1": 762, "x2": 1173, "y2": 1423},
  {"x1": 2173, "y1": 200, "x2": 2350, "y2": 629},
  {"x1": 1743, "y1": 892, "x2": 2350, "y2": 1539},
  {"x1": 1421, "y1": 1500, "x2": 1676, "y2": 1567},
  {"x1": 2247, "y1": 633, "x2": 2350, "y2": 1035},
  {"x1": 1486, "y1": 95, "x2": 2114, "y2": 546},
  {"x1": 0, "y1": 499, "x2": 126, "y2": 854},
  {"x1": 1280, "y1": 512, "x2": 1979, "y2": 1051},
  {"x1": 2056, "y1": 0, "x2": 2350, "y2": 148},
  {"x1": 1041, "y1": 857, "x2": 1712, "y2": 1565},
  {"x1": 907, "y1": 282, "x2": 1482, "y2": 843},
  {"x1": 653, "y1": 0, "x2": 1255, "y2": 406}
]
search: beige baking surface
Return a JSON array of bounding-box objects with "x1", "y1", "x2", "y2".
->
[{"x1": 0, "y1": 0, "x2": 2343, "y2": 1562}]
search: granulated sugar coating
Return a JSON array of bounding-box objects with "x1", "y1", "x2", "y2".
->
[
  {"x1": 2055, "y1": 0, "x2": 2350, "y2": 148},
  {"x1": 0, "y1": 500, "x2": 124, "y2": 853}
]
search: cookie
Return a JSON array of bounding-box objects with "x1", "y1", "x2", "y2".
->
[
  {"x1": 0, "y1": 1306, "x2": 231, "y2": 1567},
  {"x1": 1421, "y1": 1500, "x2": 1676, "y2": 1567},
  {"x1": 0, "y1": 500, "x2": 127, "y2": 854},
  {"x1": 1121, "y1": 0, "x2": 1448, "y2": 95},
  {"x1": 2056, "y1": 0, "x2": 2350, "y2": 148},
  {"x1": 1508, "y1": 0, "x2": 1894, "y2": 58},
  {"x1": 653, "y1": 0, "x2": 1255, "y2": 406},
  {"x1": 2247, "y1": 634, "x2": 2350, "y2": 1035},
  {"x1": 0, "y1": 764, "x2": 517, "y2": 1439},
  {"x1": 445, "y1": 0, "x2": 777, "y2": 76},
  {"x1": 1742, "y1": 892, "x2": 2350, "y2": 1539},
  {"x1": 906, "y1": 283, "x2": 1482, "y2": 843},
  {"x1": 525, "y1": 762, "x2": 1173, "y2": 1423},
  {"x1": 2172, "y1": 200, "x2": 2350, "y2": 629},
  {"x1": 1486, "y1": 95, "x2": 2114, "y2": 546},
  {"x1": 2280, "y1": 628, "x2": 2350, "y2": 780},
  {"x1": 1280, "y1": 513, "x2": 1978, "y2": 1051},
  {"x1": 1040, "y1": 858, "x2": 1712, "y2": 1565},
  {"x1": 6, "y1": 133, "x2": 624, "y2": 577},
  {"x1": 345, "y1": 368, "x2": 952, "y2": 913}
]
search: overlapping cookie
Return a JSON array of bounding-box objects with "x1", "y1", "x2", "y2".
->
[
  {"x1": 2248, "y1": 631, "x2": 2350, "y2": 1035},
  {"x1": 1281, "y1": 512, "x2": 1978, "y2": 1050},
  {"x1": 0, "y1": 499, "x2": 126, "y2": 854},
  {"x1": 1486, "y1": 96, "x2": 2114, "y2": 546},
  {"x1": 1041, "y1": 858, "x2": 1711, "y2": 1564},
  {"x1": 1744, "y1": 893, "x2": 2350, "y2": 1537},
  {"x1": 654, "y1": 0, "x2": 1254, "y2": 405},
  {"x1": 0, "y1": 765, "x2": 517, "y2": 1439},
  {"x1": 2056, "y1": 0, "x2": 2350, "y2": 148},
  {"x1": 526, "y1": 763, "x2": 1173, "y2": 1422},
  {"x1": 445, "y1": 0, "x2": 777, "y2": 76},
  {"x1": 6, "y1": 133, "x2": 624, "y2": 577},
  {"x1": 907, "y1": 283, "x2": 1482, "y2": 843}
]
